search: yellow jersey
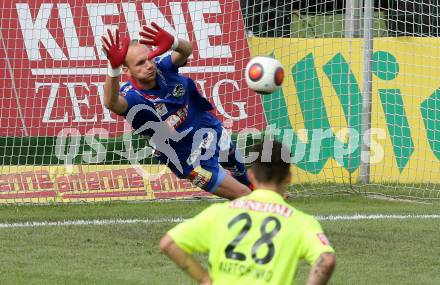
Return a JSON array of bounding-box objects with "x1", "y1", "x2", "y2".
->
[{"x1": 168, "y1": 189, "x2": 334, "y2": 285}]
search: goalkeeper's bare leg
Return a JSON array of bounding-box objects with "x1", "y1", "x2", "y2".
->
[{"x1": 212, "y1": 175, "x2": 251, "y2": 200}]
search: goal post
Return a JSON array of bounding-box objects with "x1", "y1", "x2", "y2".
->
[{"x1": 1, "y1": 0, "x2": 440, "y2": 203}]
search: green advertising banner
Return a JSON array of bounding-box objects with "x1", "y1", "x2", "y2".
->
[{"x1": 249, "y1": 37, "x2": 440, "y2": 183}]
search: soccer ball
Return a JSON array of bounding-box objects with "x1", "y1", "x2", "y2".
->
[{"x1": 245, "y1": 56, "x2": 285, "y2": 94}]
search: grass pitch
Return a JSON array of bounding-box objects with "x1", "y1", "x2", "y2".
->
[{"x1": 0, "y1": 194, "x2": 439, "y2": 285}]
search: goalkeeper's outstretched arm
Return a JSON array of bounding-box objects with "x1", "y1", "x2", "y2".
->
[
  {"x1": 101, "y1": 28, "x2": 129, "y2": 115},
  {"x1": 171, "y1": 38, "x2": 192, "y2": 67},
  {"x1": 104, "y1": 74, "x2": 128, "y2": 115},
  {"x1": 139, "y1": 22, "x2": 193, "y2": 67}
]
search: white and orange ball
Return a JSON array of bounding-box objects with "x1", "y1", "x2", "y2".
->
[{"x1": 245, "y1": 56, "x2": 284, "y2": 94}]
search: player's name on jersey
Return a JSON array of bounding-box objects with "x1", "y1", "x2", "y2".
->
[{"x1": 218, "y1": 260, "x2": 273, "y2": 282}]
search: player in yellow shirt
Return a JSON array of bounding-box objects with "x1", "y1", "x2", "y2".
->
[{"x1": 160, "y1": 141, "x2": 336, "y2": 285}]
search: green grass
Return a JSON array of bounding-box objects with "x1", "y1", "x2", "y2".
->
[{"x1": 0, "y1": 195, "x2": 439, "y2": 285}]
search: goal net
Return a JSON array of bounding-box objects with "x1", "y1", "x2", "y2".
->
[{"x1": 1, "y1": 0, "x2": 439, "y2": 203}]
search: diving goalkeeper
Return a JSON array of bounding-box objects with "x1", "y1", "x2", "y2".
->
[{"x1": 101, "y1": 25, "x2": 252, "y2": 199}]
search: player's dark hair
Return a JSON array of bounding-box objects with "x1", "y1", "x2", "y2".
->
[{"x1": 250, "y1": 140, "x2": 290, "y2": 186}]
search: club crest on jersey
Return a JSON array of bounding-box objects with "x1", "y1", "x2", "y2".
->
[
  {"x1": 172, "y1": 84, "x2": 185, "y2": 97},
  {"x1": 317, "y1": 233, "x2": 330, "y2": 246}
]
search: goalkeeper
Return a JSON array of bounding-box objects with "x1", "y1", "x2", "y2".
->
[{"x1": 101, "y1": 25, "x2": 252, "y2": 200}]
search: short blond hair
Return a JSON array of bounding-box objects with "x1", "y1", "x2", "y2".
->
[{"x1": 123, "y1": 39, "x2": 141, "y2": 67}]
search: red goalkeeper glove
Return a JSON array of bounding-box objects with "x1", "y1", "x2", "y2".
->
[
  {"x1": 139, "y1": 22, "x2": 178, "y2": 60},
  {"x1": 101, "y1": 29, "x2": 129, "y2": 76}
]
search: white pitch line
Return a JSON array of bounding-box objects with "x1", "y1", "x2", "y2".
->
[
  {"x1": 0, "y1": 218, "x2": 186, "y2": 229},
  {"x1": 0, "y1": 214, "x2": 439, "y2": 229},
  {"x1": 315, "y1": 214, "x2": 440, "y2": 221}
]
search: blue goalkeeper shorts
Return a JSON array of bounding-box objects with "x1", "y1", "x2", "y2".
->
[{"x1": 161, "y1": 122, "x2": 236, "y2": 193}]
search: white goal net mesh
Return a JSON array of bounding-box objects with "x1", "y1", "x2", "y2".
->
[{"x1": 1, "y1": 0, "x2": 440, "y2": 203}]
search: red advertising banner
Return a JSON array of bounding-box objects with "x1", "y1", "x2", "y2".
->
[
  {"x1": 0, "y1": 165, "x2": 213, "y2": 203},
  {"x1": 0, "y1": 0, "x2": 266, "y2": 137}
]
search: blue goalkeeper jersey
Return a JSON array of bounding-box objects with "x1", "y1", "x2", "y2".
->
[{"x1": 119, "y1": 55, "x2": 222, "y2": 178}]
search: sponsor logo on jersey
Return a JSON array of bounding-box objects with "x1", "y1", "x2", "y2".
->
[
  {"x1": 155, "y1": 103, "x2": 168, "y2": 117},
  {"x1": 172, "y1": 84, "x2": 185, "y2": 97},
  {"x1": 229, "y1": 199, "x2": 293, "y2": 217},
  {"x1": 317, "y1": 233, "x2": 330, "y2": 246},
  {"x1": 120, "y1": 85, "x2": 133, "y2": 96},
  {"x1": 188, "y1": 166, "x2": 213, "y2": 189},
  {"x1": 165, "y1": 106, "x2": 188, "y2": 129}
]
